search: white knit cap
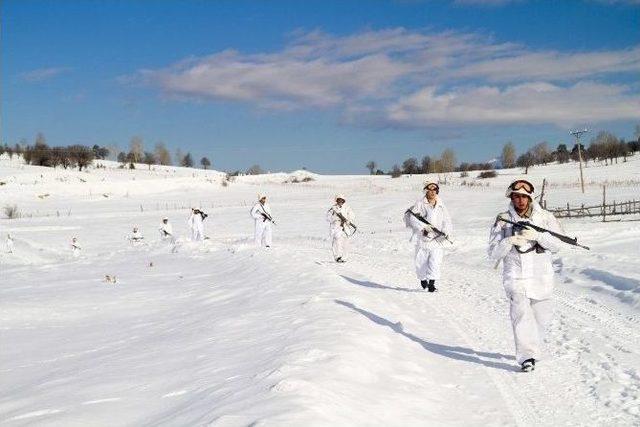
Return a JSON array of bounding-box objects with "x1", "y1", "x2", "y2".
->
[{"x1": 335, "y1": 193, "x2": 346, "y2": 201}]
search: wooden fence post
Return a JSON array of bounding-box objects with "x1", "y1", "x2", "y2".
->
[
  {"x1": 602, "y1": 185, "x2": 606, "y2": 222},
  {"x1": 538, "y1": 178, "x2": 547, "y2": 206}
]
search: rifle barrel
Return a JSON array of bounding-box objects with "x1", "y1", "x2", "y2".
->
[{"x1": 497, "y1": 218, "x2": 589, "y2": 250}]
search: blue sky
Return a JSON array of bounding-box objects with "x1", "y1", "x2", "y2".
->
[{"x1": 2, "y1": 0, "x2": 639, "y2": 173}]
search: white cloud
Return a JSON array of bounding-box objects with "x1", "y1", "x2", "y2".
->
[
  {"x1": 19, "y1": 67, "x2": 71, "y2": 82},
  {"x1": 386, "y1": 82, "x2": 640, "y2": 126},
  {"x1": 453, "y1": 47, "x2": 640, "y2": 82},
  {"x1": 132, "y1": 28, "x2": 640, "y2": 128},
  {"x1": 141, "y1": 49, "x2": 409, "y2": 109}
]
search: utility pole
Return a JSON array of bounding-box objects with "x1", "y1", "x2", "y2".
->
[{"x1": 570, "y1": 129, "x2": 589, "y2": 194}]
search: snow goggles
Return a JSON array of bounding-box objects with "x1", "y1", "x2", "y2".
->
[
  {"x1": 424, "y1": 183, "x2": 439, "y2": 193},
  {"x1": 510, "y1": 180, "x2": 534, "y2": 193},
  {"x1": 506, "y1": 179, "x2": 534, "y2": 198}
]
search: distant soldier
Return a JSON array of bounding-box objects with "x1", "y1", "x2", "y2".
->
[
  {"x1": 405, "y1": 182, "x2": 452, "y2": 292},
  {"x1": 128, "y1": 227, "x2": 144, "y2": 244},
  {"x1": 250, "y1": 194, "x2": 273, "y2": 247},
  {"x1": 188, "y1": 208, "x2": 206, "y2": 241},
  {"x1": 71, "y1": 237, "x2": 81, "y2": 258},
  {"x1": 326, "y1": 194, "x2": 356, "y2": 263},
  {"x1": 6, "y1": 233, "x2": 14, "y2": 253},
  {"x1": 488, "y1": 179, "x2": 563, "y2": 372},
  {"x1": 159, "y1": 217, "x2": 173, "y2": 240}
]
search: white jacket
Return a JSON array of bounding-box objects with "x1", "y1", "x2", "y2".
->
[
  {"x1": 327, "y1": 204, "x2": 355, "y2": 237},
  {"x1": 129, "y1": 230, "x2": 144, "y2": 241},
  {"x1": 488, "y1": 201, "x2": 562, "y2": 300},
  {"x1": 160, "y1": 222, "x2": 173, "y2": 237},
  {"x1": 406, "y1": 197, "x2": 453, "y2": 249},
  {"x1": 188, "y1": 212, "x2": 204, "y2": 229},
  {"x1": 250, "y1": 202, "x2": 273, "y2": 223}
]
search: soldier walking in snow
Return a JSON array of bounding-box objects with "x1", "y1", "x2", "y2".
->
[
  {"x1": 327, "y1": 194, "x2": 356, "y2": 263},
  {"x1": 71, "y1": 237, "x2": 81, "y2": 258},
  {"x1": 488, "y1": 179, "x2": 563, "y2": 372},
  {"x1": 128, "y1": 227, "x2": 144, "y2": 244},
  {"x1": 405, "y1": 182, "x2": 453, "y2": 292},
  {"x1": 250, "y1": 194, "x2": 273, "y2": 247},
  {"x1": 6, "y1": 233, "x2": 14, "y2": 253},
  {"x1": 159, "y1": 217, "x2": 174, "y2": 241},
  {"x1": 188, "y1": 208, "x2": 206, "y2": 241}
]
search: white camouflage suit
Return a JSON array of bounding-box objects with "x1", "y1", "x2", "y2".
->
[
  {"x1": 159, "y1": 220, "x2": 174, "y2": 241},
  {"x1": 488, "y1": 200, "x2": 562, "y2": 364},
  {"x1": 326, "y1": 202, "x2": 355, "y2": 261},
  {"x1": 406, "y1": 197, "x2": 453, "y2": 282},
  {"x1": 188, "y1": 210, "x2": 205, "y2": 241},
  {"x1": 250, "y1": 201, "x2": 273, "y2": 247}
]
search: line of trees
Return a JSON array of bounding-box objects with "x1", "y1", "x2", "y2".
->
[
  {"x1": 2, "y1": 134, "x2": 217, "y2": 172},
  {"x1": 114, "y1": 137, "x2": 213, "y2": 170},
  {"x1": 368, "y1": 126, "x2": 640, "y2": 177},
  {"x1": 368, "y1": 148, "x2": 460, "y2": 177},
  {"x1": 513, "y1": 130, "x2": 640, "y2": 174},
  {"x1": 0, "y1": 133, "x2": 99, "y2": 171}
]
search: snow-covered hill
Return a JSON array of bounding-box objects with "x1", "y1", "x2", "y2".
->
[{"x1": 1, "y1": 155, "x2": 639, "y2": 425}]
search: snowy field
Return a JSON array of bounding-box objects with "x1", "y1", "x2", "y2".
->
[{"x1": 1, "y1": 155, "x2": 639, "y2": 426}]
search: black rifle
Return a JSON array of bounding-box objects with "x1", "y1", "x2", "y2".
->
[
  {"x1": 331, "y1": 209, "x2": 357, "y2": 236},
  {"x1": 405, "y1": 209, "x2": 453, "y2": 244},
  {"x1": 498, "y1": 217, "x2": 590, "y2": 250},
  {"x1": 259, "y1": 205, "x2": 276, "y2": 225}
]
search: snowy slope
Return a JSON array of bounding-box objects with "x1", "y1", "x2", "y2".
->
[{"x1": 1, "y1": 155, "x2": 639, "y2": 426}]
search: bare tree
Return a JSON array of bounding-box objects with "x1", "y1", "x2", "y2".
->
[
  {"x1": 129, "y1": 136, "x2": 144, "y2": 163},
  {"x1": 154, "y1": 142, "x2": 172, "y2": 165},
  {"x1": 421, "y1": 156, "x2": 433, "y2": 174},
  {"x1": 107, "y1": 144, "x2": 119, "y2": 161},
  {"x1": 516, "y1": 151, "x2": 535, "y2": 174},
  {"x1": 143, "y1": 152, "x2": 156, "y2": 170},
  {"x1": 68, "y1": 145, "x2": 95, "y2": 171},
  {"x1": 180, "y1": 152, "x2": 194, "y2": 168},
  {"x1": 402, "y1": 157, "x2": 418, "y2": 174},
  {"x1": 531, "y1": 142, "x2": 551, "y2": 165},
  {"x1": 35, "y1": 132, "x2": 46, "y2": 147},
  {"x1": 555, "y1": 144, "x2": 570, "y2": 164},
  {"x1": 440, "y1": 149, "x2": 456, "y2": 172},
  {"x1": 200, "y1": 157, "x2": 211, "y2": 170},
  {"x1": 500, "y1": 142, "x2": 516, "y2": 168},
  {"x1": 117, "y1": 151, "x2": 127, "y2": 164},
  {"x1": 50, "y1": 146, "x2": 66, "y2": 168},
  {"x1": 366, "y1": 160, "x2": 376, "y2": 175}
]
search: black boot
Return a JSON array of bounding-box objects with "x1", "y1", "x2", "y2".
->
[
  {"x1": 420, "y1": 280, "x2": 428, "y2": 289},
  {"x1": 427, "y1": 280, "x2": 436, "y2": 293},
  {"x1": 521, "y1": 358, "x2": 535, "y2": 372}
]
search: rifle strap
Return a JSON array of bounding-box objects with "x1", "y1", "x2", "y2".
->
[{"x1": 515, "y1": 242, "x2": 545, "y2": 254}]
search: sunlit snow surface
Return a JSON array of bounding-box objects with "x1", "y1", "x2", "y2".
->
[{"x1": 1, "y1": 155, "x2": 639, "y2": 426}]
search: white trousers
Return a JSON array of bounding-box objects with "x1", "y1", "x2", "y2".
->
[
  {"x1": 414, "y1": 246, "x2": 444, "y2": 281},
  {"x1": 331, "y1": 232, "x2": 347, "y2": 260},
  {"x1": 509, "y1": 292, "x2": 553, "y2": 364},
  {"x1": 191, "y1": 226, "x2": 204, "y2": 241},
  {"x1": 254, "y1": 220, "x2": 273, "y2": 246}
]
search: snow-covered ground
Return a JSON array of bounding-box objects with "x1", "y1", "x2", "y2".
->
[{"x1": 1, "y1": 155, "x2": 639, "y2": 426}]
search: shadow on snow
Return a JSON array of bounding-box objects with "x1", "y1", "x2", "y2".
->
[
  {"x1": 340, "y1": 275, "x2": 421, "y2": 293},
  {"x1": 335, "y1": 299, "x2": 516, "y2": 372}
]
